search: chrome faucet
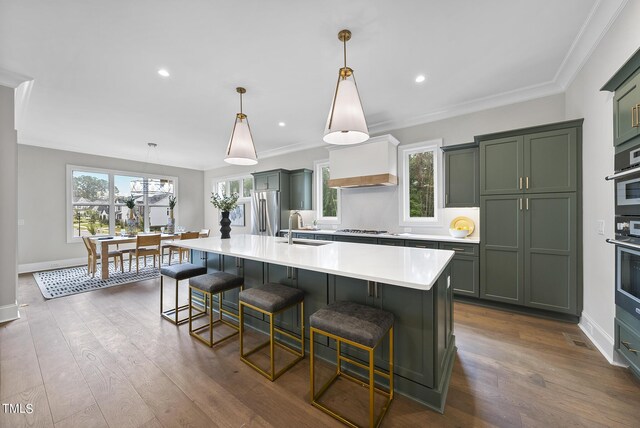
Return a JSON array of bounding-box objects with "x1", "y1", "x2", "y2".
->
[{"x1": 288, "y1": 210, "x2": 302, "y2": 245}]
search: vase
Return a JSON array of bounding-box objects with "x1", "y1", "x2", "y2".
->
[
  {"x1": 166, "y1": 209, "x2": 175, "y2": 234},
  {"x1": 220, "y1": 211, "x2": 231, "y2": 239},
  {"x1": 126, "y1": 217, "x2": 137, "y2": 235}
]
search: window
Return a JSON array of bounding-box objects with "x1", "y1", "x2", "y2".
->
[
  {"x1": 215, "y1": 176, "x2": 253, "y2": 198},
  {"x1": 315, "y1": 160, "x2": 340, "y2": 223},
  {"x1": 67, "y1": 165, "x2": 177, "y2": 241},
  {"x1": 399, "y1": 140, "x2": 442, "y2": 225}
]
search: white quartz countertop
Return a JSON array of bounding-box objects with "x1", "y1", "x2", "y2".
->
[
  {"x1": 174, "y1": 234, "x2": 455, "y2": 291},
  {"x1": 281, "y1": 229, "x2": 480, "y2": 244}
]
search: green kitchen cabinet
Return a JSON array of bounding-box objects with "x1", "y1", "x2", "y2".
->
[
  {"x1": 523, "y1": 193, "x2": 577, "y2": 314},
  {"x1": 405, "y1": 240, "x2": 439, "y2": 249},
  {"x1": 377, "y1": 238, "x2": 405, "y2": 246},
  {"x1": 616, "y1": 306, "x2": 640, "y2": 379},
  {"x1": 443, "y1": 143, "x2": 479, "y2": 207},
  {"x1": 480, "y1": 195, "x2": 524, "y2": 305},
  {"x1": 479, "y1": 136, "x2": 523, "y2": 195},
  {"x1": 290, "y1": 168, "x2": 313, "y2": 210},
  {"x1": 448, "y1": 255, "x2": 479, "y2": 297},
  {"x1": 333, "y1": 235, "x2": 378, "y2": 245},
  {"x1": 602, "y1": 47, "x2": 640, "y2": 147},
  {"x1": 252, "y1": 168, "x2": 290, "y2": 192},
  {"x1": 524, "y1": 128, "x2": 578, "y2": 193}
]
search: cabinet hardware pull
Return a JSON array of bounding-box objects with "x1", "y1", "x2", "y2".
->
[
  {"x1": 633, "y1": 106, "x2": 638, "y2": 128},
  {"x1": 416, "y1": 245, "x2": 427, "y2": 248},
  {"x1": 519, "y1": 177, "x2": 523, "y2": 190},
  {"x1": 526, "y1": 176, "x2": 529, "y2": 189},
  {"x1": 520, "y1": 198, "x2": 523, "y2": 210},
  {"x1": 636, "y1": 104, "x2": 640, "y2": 128},
  {"x1": 367, "y1": 281, "x2": 373, "y2": 297},
  {"x1": 451, "y1": 248, "x2": 465, "y2": 252},
  {"x1": 374, "y1": 282, "x2": 379, "y2": 299},
  {"x1": 445, "y1": 193, "x2": 448, "y2": 204},
  {"x1": 622, "y1": 340, "x2": 638, "y2": 354},
  {"x1": 526, "y1": 198, "x2": 529, "y2": 210}
]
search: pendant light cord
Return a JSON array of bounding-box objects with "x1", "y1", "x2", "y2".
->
[
  {"x1": 239, "y1": 91, "x2": 243, "y2": 114},
  {"x1": 343, "y1": 37, "x2": 347, "y2": 69}
]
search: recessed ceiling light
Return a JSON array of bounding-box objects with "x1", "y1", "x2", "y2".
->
[
  {"x1": 278, "y1": 122, "x2": 286, "y2": 127},
  {"x1": 415, "y1": 74, "x2": 426, "y2": 83},
  {"x1": 157, "y1": 69, "x2": 170, "y2": 77}
]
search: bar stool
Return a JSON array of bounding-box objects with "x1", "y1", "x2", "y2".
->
[
  {"x1": 309, "y1": 301, "x2": 394, "y2": 428},
  {"x1": 160, "y1": 263, "x2": 207, "y2": 325},
  {"x1": 188, "y1": 272, "x2": 244, "y2": 347},
  {"x1": 238, "y1": 283, "x2": 305, "y2": 381}
]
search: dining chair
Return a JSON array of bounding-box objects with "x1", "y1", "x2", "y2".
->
[
  {"x1": 199, "y1": 229, "x2": 210, "y2": 238},
  {"x1": 127, "y1": 234, "x2": 162, "y2": 274},
  {"x1": 82, "y1": 237, "x2": 124, "y2": 277},
  {"x1": 165, "y1": 231, "x2": 200, "y2": 265}
]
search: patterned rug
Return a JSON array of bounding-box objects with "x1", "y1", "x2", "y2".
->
[{"x1": 33, "y1": 257, "x2": 162, "y2": 299}]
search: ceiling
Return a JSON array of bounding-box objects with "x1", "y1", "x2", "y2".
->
[{"x1": 0, "y1": 0, "x2": 625, "y2": 170}]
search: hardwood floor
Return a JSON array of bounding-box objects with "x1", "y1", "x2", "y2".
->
[{"x1": 1, "y1": 274, "x2": 639, "y2": 427}]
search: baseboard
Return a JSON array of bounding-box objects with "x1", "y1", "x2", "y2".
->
[
  {"x1": 579, "y1": 311, "x2": 627, "y2": 367},
  {"x1": 0, "y1": 301, "x2": 20, "y2": 323},
  {"x1": 18, "y1": 257, "x2": 86, "y2": 274}
]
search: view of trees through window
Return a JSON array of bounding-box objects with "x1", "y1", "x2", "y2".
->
[
  {"x1": 70, "y1": 169, "x2": 175, "y2": 237},
  {"x1": 216, "y1": 176, "x2": 253, "y2": 198},
  {"x1": 408, "y1": 150, "x2": 435, "y2": 218},
  {"x1": 321, "y1": 165, "x2": 338, "y2": 218}
]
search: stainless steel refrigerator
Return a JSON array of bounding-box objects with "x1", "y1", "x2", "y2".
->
[{"x1": 251, "y1": 190, "x2": 280, "y2": 236}]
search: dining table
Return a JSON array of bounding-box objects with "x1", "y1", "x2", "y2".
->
[{"x1": 89, "y1": 233, "x2": 179, "y2": 279}]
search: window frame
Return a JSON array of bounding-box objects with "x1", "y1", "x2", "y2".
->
[
  {"x1": 398, "y1": 139, "x2": 443, "y2": 227},
  {"x1": 213, "y1": 174, "x2": 254, "y2": 200},
  {"x1": 66, "y1": 165, "x2": 178, "y2": 243},
  {"x1": 314, "y1": 159, "x2": 341, "y2": 224}
]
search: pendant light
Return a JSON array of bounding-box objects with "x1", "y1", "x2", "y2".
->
[
  {"x1": 224, "y1": 87, "x2": 258, "y2": 165},
  {"x1": 323, "y1": 29, "x2": 369, "y2": 145}
]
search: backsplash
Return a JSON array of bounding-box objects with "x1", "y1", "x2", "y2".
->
[{"x1": 304, "y1": 185, "x2": 480, "y2": 238}]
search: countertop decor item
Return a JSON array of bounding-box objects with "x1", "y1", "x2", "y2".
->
[
  {"x1": 450, "y1": 216, "x2": 475, "y2": 235},
  {"x1": 323, "y1": 29, "x2": 369, "y2": 145},
  {"x1": 211, "y1": 192, "x2": 239, "y2": 239},
  {"x1": 124, "y1": 195, "x2": 138, "y2": 235},
  {"x1": 448, "y1": 228, "x2": 470, "y2": 238},
  {"x1": 224, "y1": 87, "x2": 258, "y2": 165}
]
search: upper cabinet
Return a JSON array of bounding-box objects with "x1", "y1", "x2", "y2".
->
[
  {"x1": 602, "y1": 47, "x2": 640, "y2": 147},
  {"x1": 253, "y1": 170, "x2": 283, "y2": 191},
  {"x1": 442, "y1": 142, "x2": 479, "y2": 207},
  {"x1": 290, "y1": 168, "x2": 313, "y2": 210},
  {"x1": 478, "y1": 120, "x2": 582, "y2": 195}
]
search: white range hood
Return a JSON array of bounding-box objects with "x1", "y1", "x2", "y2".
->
[{"x1": 328, "y1": 134, "x2": 400, "y2": 188}]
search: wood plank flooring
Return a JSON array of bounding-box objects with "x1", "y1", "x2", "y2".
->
[{"x1": 1, "y1": 273, "x2": 639, "y2": 427}]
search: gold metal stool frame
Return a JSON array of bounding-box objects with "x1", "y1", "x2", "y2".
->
[
  {"x1": 310, "y1": 325, "x2": 394, "y2": 428},
  {"x1": 160, "y1": 275, "x2": 206, "y2": 325},
  {"x1": 239, "y1": 300, "x2": 305, "y2": 381},
  {"x1": 189, "y1": 284, "x2": 244, "y2": 346}
]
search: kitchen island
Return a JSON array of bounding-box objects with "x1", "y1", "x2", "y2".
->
[{"x1": 174, "y1": 234, "x2": 456, "y2": 413}]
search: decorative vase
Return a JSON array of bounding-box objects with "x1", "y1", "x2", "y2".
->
[
  {"x1": 166, "y1": 209, "x2": 175, "y2": 234},
  {"x1": 126, "y1": 212, "x2": 137, "y2": 235},
  {"x1": 220, "y1": 211, "x2": 231, "y2": 239}
]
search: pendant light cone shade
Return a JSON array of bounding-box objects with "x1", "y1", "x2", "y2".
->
[
  {"x1": 323, "y1": 72, "x2": 369, "y2": 145},
  {"x1": 323, "y1": 29, "x2": 369, "y2": 145},
  {"x1": 224, "y1": 87, "x2": 258, "y2": 165}
]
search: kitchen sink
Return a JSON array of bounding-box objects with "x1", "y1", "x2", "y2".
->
[{"x1": 278, "y1": 240, "x2": 332, "y2": 246}]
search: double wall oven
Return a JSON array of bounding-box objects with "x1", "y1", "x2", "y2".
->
[{"x1": 608, "y1": 143, "x2": 640, "y2": 320}]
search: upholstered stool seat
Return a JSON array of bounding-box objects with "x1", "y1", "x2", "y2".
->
[
  {"x1": 238, "y1": 282, "x2": 305, "y2": 381},
  {"x1": 159, "y1": 263, "x2": 207, "y2": 325},
  {"x1": 188, "y1": 271, "x2": 244, "y2": 347},
  {"x1": 239, "y1": 283, "x2": 304, "y2": 313},
  {"x1": 310, "y1": 301, "x2": 395, "y2": 428}
]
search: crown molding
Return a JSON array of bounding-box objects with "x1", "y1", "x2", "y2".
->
[
  {"x1": 0, "y1": 68, "x2": 33, "y2": 88},
  {"x1": 554, "y1": 0, "x2": 629, "y2": 90}
]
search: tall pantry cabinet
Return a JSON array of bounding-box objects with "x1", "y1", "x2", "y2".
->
[{"x1": 477, "y1": 119, "x2": 583, "y2": 317}]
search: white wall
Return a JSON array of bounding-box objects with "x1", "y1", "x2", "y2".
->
[
  {"x1": 204, "y1": 94, "x2": 566, "y2": 236},
  {"x1": 565, "y1": 0, "x2": 640, "y2": 363},
  {"x1": 0, "y1": 84, "x2": 19, "y2": 322},
  {"x1": 17, "y1": 145, "x2": 205, "y2": 271}
]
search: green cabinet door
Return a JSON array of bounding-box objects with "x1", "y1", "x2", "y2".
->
[
  {"x1": 613, "y1": 73, "x2": 640, "y2": 146},
  {"x1": 444, "y1": 147, "x2": 479, "y2": 207},
  {"x1": 524, "y1": 128, "x2": 578, "y2": 193},
  {"x1": 449, "y1": 256, "x2": 479, "y2": 297},
  {"x1": 480, "y1": 136, "x2": 524, "y2": 195},
  {"x1": 253, "y1": 171, "x2": 280, "y2": 190},
  {"x1": 405, "y1": 240, "x2": 438, "y2": 249},
  {"x1": 480, "y1": 195, "x2": 524, "y2": 304},
  {"x1": 523, "y1": 193, "x2": 577, "y2": 314},
  {"x1": 290, "y1": 169, "x2": 313, "y2": 210}
]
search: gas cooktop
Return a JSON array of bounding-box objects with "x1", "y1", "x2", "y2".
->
[{"x1": 335, "y1": 229, "x2": 388, "y2": 235}]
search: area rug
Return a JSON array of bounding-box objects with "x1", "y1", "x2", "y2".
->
[{"x1": 33, "y1": 257, "x2": 162, "y2": 299}]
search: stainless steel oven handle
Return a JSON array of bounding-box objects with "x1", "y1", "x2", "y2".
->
[
  {"x1": 606, "y1": 238, "x2": 640, "y2": 251},
  {"x1": 605, "y1": 165, "x2": 640, "y2": 181}
]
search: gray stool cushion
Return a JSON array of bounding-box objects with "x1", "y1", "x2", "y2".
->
[
  {"x1": 239, "y1": 283, "x2": 304, "y2": 313},
  {"x1": 160, "y1": 263, "x2": 207, "y2": 280},
  {"x1": 189, "y1": 272, "x2": 243, "y2": 293},
  {"x1": 310, "y1": 301, "x2": 394, "y2": 348}
]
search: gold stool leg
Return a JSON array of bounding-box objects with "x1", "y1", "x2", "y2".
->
[
  {"x1": 389, "y1": 325, "x2": 394, "y2": 401},
  {"x1": 269, "y1": 311, "x2": 275, "y2": 381},
  {"x1": 175, "y1": 278, "x2": 179, "y2": 324},
  {"x1": 310, "y1": 327, "x2": 315, "y2": 402},
  {"x1": 188, "y1": 286, "x2": 193, "y2": 333},
  {"x1": 369, "y1": 348, "x2": 375, "y2": 428},
  {"x1": 239, "y1": 302, "x2": 245, "y2": 357},
  {"x1": 160, "y1": 275, "x2": 164, "y2": 313}
]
